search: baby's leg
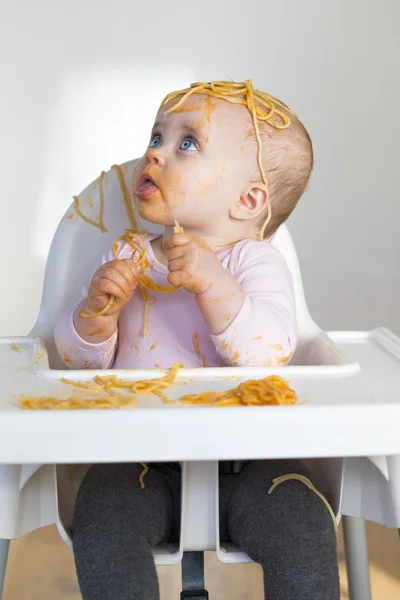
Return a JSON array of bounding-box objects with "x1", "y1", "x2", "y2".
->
[
  {"x1": 221, "y1": 460, "x2": 340, "y2": 600},
  {"x1": 73, "y1": 463, "x2": 181, "y2": 600}
]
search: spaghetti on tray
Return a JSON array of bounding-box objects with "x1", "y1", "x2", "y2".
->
[{"x1": 19, "y1": 364, "x2": 297, "y2": 410}]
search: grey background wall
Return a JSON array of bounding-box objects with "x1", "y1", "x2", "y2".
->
[{"x1": 1, "y1": 0, "x2": 398, "y2": 335}]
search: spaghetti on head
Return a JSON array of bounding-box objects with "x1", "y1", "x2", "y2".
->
[
  {"x1": 159, "y1": 80, "x2": 313, "y2": 240},
  {"x1": 71, "y1": 80, "x2": 311, "y2": 245}
]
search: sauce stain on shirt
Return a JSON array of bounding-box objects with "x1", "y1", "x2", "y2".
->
[{"x1": 192, "y1": 333, "x2": 208, "y2": 368}]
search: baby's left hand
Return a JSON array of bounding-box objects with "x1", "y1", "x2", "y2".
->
[{"x1": 165, "y1": 234, "x2": 225, "y2": 295}]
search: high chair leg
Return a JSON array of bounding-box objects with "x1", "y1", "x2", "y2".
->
[
  {"x1": 343, "y1": 516, "x2": 371, "y2": 600},
  {"x1": 181, "y1": 551, "x2": 209, "y2": 599},
  {"x1": 0, "y1": 539, "x2": 9, "y2": 598}
]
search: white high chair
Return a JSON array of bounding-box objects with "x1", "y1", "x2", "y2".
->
[{"x1": 1, "y1": 159, "x2": 400, "y2": 600}]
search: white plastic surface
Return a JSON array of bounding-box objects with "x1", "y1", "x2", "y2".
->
[
  {"x1": 1, "y1": 329, "x2": 400, "y2": 462},
  {"x1": 0, "y1": 464, "x2": 57, "y2": 539},
  {"x1": 2, "y1": 328, "x2": 400, "y2": 542}
]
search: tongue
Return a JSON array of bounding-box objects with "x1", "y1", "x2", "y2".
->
[{"x1": 142, "y1": 179, "x2": 156, "y2": 189}]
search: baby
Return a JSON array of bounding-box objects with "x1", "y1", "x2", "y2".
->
[{"x1": 55, "y1": 81, "x2": 339, "y2": 600}]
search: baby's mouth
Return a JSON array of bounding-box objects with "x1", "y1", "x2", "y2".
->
[{"x1": 136, "y1": 173, "x2": 159, "y2": 200}]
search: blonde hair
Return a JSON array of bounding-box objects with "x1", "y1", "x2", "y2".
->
[
  {"x1": 160, "y1": 80, "x2": 313, "y2": 240},
  {"x1": 256, "y1": 113, "x2": 314, "y2": 238}
]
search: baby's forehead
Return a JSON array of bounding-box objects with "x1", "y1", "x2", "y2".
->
[{"x1": 159, "y1": 94, "x2": 250, "y2": 136}]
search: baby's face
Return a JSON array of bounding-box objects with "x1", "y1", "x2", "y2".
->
[{"x1": 132, "y1": 95, "x2": 257, "y2": 234}]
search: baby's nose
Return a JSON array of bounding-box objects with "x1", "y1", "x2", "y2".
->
[{"x1": 146, "y1": 147, "x2": 166, "y2": 166}]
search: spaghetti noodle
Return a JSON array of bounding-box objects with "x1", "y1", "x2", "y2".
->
[
  {"x1": 80, "y1": 296, "x2": 114, "y2": 319},
  {"x1": 19, "y1": 365, "x2": 297, "y2": 411},
  {"x1": 268, "y1": 474, "x2": 337, "y2": 530},
  {"x1": 19, "y1": 362, "x2": 183, "y2": 410},
  {"x1": 179, "y1": 375, "x2": 297, "y2": 407},
  {"x1": 73, "y1": 171, "x2": 108, "y2": 233},
  {"x1": 111, "y1": 164, "x2": 141, "y2": 231},
  {"x1": 139, "y1": 463, "x2": 149, "y2": 489},
  {"x1": 160, "y1": 80, "x2": 295, "y2": 240},
  {"x1": 173, "y1": 220, "x2": 184, "y2": 234}
]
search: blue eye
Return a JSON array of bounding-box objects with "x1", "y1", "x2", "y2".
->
[
  {"x1": 180, "y1": 137, "x2": 197, "y2": 151},
  {"x1": 149, "y1": 134, "x2": 162, "y2": 148}
]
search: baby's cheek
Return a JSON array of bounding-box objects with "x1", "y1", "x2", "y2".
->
[
  {"x1": 164, "y1": 167, "x2": 183, "y2": 190},
  {"x1": 196, "y1": 172, "x2": 223, "y2": 197},
  {"x1": 197, "y1": 179, "x2": 212, "y2": 196},
  {"x1": 164, "y1": 167, "x2": 188, "y2": 207}
]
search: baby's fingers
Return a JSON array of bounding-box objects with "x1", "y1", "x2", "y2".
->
[
  {"x1": 100, "y1": 267, "x2": 132, "y2": 297},
  {"x1": 168, "y1": 258, "x2": 185, "y2": 273},
  {"x1": 167, "y1": 246, "x2": 186, "y2": 262},
  {"x1": 167, "y1": 271, "x2": 184, "y2": 288},
  {"x1": 163, "y1": 233, "x2": 192, "y2": 252},
  {"x1": 115, "y1": 260, "x2": 139, "y2": 290},
  {"x1": 92, "y1": 277, "x2": 127, "y2": 300}
]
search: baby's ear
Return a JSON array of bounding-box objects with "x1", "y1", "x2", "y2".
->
[{"x1": 230, "y1": 183, "x2": 269, "y2": 221}]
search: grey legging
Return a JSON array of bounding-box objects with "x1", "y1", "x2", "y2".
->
[{"x1": 73, "y1": 460, "x2": 340, "y2": 600}]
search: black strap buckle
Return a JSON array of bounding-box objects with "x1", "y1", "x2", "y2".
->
[
  {"x1": 180, "y1": 592, "x2": 209, "y2": 600},
  {"x1": 181, "y1": 552, "x2": 209, "y2": 599}
]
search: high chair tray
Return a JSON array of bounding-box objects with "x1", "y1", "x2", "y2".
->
[{"x1": 0, "y1": 328, "x2": 400, "y2": 463}]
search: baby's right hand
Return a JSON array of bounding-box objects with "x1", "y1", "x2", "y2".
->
[{"x1": 84, "y1": 259, "x2": 139, "y2": 317}]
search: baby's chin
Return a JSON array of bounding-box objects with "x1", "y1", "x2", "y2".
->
[{"x1": 136, "y1": 199, "x2": 173, "y2": 228}]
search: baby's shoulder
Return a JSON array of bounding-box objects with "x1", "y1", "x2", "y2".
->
[{"x1": 228, "y1": 238, "x2": 289, "y2": 274}]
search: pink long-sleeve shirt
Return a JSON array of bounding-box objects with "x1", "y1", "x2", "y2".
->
[{"x1": 54, "y1": 235, "x2": 297, "y2": 370}]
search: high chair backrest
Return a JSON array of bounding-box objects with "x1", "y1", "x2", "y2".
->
[{"x1": 30, "y1": 160, "x2": 319, "y2": 368}]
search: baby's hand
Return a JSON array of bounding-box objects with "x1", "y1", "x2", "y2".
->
[
  {"x1": 165, "y1": 234, "x2": 225, "y2": 296},
  {"x1": 84, "y1": 259, "x2": 139, "y2": 316}
]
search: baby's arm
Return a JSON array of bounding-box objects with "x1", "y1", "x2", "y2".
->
[
  {"x1": 210, "y1": 243, "x2": 296, "y2": 366},
  {"x1": 54, "y1": 247, "x2": 138, "y2": 369},
  {"x1": 165, "y1": 235, "x2": 296, "y2": 366},
  {"x1": 165, "y1": 234, "x2": 244, "y2": 335}
]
